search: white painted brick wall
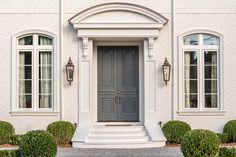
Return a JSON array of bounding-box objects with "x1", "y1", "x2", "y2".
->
[{"x1": 0, "y1": 0, "x2": 236, "y2": 134}]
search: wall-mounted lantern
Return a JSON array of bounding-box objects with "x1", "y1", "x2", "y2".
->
[
  {"x1": 162, "y1": 57, "x2": 171, "y2": 85},
  {"x1": 66, "y1": 57, "x2": 74, "y2": 86}
]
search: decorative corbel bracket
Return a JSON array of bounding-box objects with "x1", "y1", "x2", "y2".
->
[
  {"x1": 82, "y1": 37, "x2": 88, "y2": 59},
  {"x1": 148, "y1": 37, "x2": 155, "y2": 58}
]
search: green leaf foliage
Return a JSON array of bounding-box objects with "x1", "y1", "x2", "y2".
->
[
  {"x1": 220, "y1": 147, "x2": 236, "y2": 157},
  {"x1": 47, "y1": 121, "x2": 75, "y2": 144},
  {"x1": 9, "y1": 135, "x2": 22, "y2": 145},
  {"x1": 0, "y1": 121, "x2": 15, "y2": 144},
  {"x1": 0, "y1": 150, "x2": 19, "y2": 157},
  {"x1": 181, "y1": 129, "x2": 220, "y2": 157},
  {"x1": 162, "y1": 120, "x2": 191, "y2": 144},
  {"x1": 223, "y1": 120, "x2": 236, "y2": 142},
  {"x1": 216, "y1": 133, "x2": 228, "y2": 144},
  {"x1": 19, "y1": 130, "x2": 57, "y2": 157}
]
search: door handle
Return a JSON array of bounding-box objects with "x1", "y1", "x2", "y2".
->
[
  {"x1": 118, "y1": 95, "x2": 121, "y2": 104},
  {"x1": 115, "y1": 94, "x2": 118, "y2": 104}
]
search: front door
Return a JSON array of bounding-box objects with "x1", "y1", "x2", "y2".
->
[{"x1": 97, "y1": 46, "x2": 139, "y2": 122}]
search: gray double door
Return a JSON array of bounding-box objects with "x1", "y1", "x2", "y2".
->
[{"x1": 97, "y1": 46, "x2": 139, "y2": 122}]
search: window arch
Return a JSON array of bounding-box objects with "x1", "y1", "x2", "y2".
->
[
  {"x1": 12, "y1": 31, "x2": 56, "y2": 112},
  {"x1": 179, "y1": 30, "x2": 223, "y2": 112}
]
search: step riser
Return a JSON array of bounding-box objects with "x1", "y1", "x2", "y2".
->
[
  {"x1": 85, "y1": 139, "x2": 150, "y2": 144},
  {"x1": 88, "y1": 134, "x2": 148, "y2": 138},
  {"x1": 92, "y1": 128, "x2": 145, "y2": 132},
  {"x1": 87, "y1": 136, "x2": 150, "y2": 140}
]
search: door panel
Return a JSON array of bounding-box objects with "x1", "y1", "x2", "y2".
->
[
  {"x1": 118, "y1": 47, "x2": 139, "y2": 121},
  {"x1": 98, "y1": 46, "x2": 139, "y2": 122},
  {"x1": 98, "y1": 47, "x2": 117, "y2": 121}
]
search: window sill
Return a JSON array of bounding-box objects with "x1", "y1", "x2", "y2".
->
[
  {"x1": 10, "y1": 111, "x2": 60, "y2": 116},
  {"x1": 177, "y1": 110, "x2": 226, "y2": 116}
]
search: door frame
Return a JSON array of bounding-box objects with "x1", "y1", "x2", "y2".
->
[{"x1": 93, "y1": 41, "x2": 144, "y2": 124}]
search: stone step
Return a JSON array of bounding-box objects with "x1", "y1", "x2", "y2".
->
[
  {"x1": 92, "y1": 125, "x2": 145, "y2": 131},
  {"x1": 87, "y1": 135, "x2": 150, "y2": 140},
  {"x1": 85, "y1": 138, "x2": 150, "y2": 144},
  {"x1": 73, "y1": 141, "x2": 166, "y2": 148},
  {"x1": 88, "y1": 132, "x2": 148, "y2": 137}
]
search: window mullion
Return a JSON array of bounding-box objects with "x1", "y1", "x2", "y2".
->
[
  {"x1": 199, "y1": 34, "x2": 204, "y2": 110},
  {"x1": 33, "y1": 34, "x2": 38, "y2": 111}
]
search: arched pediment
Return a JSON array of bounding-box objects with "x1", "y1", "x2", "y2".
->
[{"x1": 69, "y1": 3, "x2": 168, "y2": 29}]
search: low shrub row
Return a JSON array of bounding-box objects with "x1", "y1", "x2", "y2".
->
[{"x1": 0, "y1": 120, "x2": 75, "y2": 157}]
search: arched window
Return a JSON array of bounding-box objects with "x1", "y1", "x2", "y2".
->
[
  {"x1": 180, "y1": 32, "x2": 222, "y2": 111},
  {"x1": 17, "y1": 34, "x2": 53, "y2": 110}
]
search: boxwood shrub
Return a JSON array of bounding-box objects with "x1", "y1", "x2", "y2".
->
[
  {"x1": 0, "y1": 150, "x2": 19, "y2": 157},
  {"x1": 19, "y1": 130, "x2": 57, "y2": 157},
  {"x1": 220, "y1": 147, "x2": 236, "y2": 157},
  {"x1": 223, "y1": 120, "x2": 236, "y2": 142},
  {"x1": 216, "y1": 133, "x2": 228, "y2": 143},
  {"x1": 47, "y1": 121, "x2": 75, "y2": 144},
  {"x1": 0, "y1": 121, "x2": 15, "y2": 144},
  {"x1": 9, "y1": 135, "x2": 22, "y2": 146},
  {"x1": 181, "y1": 129, "x2": 220, "y2": 157},
  {"x1": 162, "y1": 120, "x2": 191, "y2": 144}
]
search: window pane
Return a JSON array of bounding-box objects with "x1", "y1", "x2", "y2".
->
[
  {"x1": 205, "y1": 94, "x2": 217, "y2": 108},
  {"x1": 184, "y1": 51, "x2": 198, "y2": 65},
  {"x1": 185, "y1": 80, "x2": 198, "y2": 93},
  {"x1": 39, "y1": 66, "x2": 52, "y2": 79},
  {"x1": 38, "y1": 36, "x2": 53, "y2": 45},
  {"x1": 205, "y1": 51, "x2": 217, "y2": 65},
  {"x1": 19, "y1": 52, "x2": 32, "y2": 65},
  {"x1": 39, "y1": 51, "x2": 52, "y2": 65},
  {"x1": 19, "y1": 95, "x2": 32, "y2": 108},
  {"x1": 39, "y1": 80, "x2": 52, "y2": 94},
  {"x1": 18, "y1": 36, "x2": 33, "y2": 45},
  {"x1": 19, "y1": 80, "x2": 32, "y2": 94},
  {"x1": 185, "y1": 66, "x2": 197, "y2": 79},
  {"x1": 185, "y1": 94, "x2": 198, "y2": 108},
  {"x1": 205, "y1": 80, "x2": 217, "y2": 93},
  {"x1": 19, "y1": 66, "x2": 32, "y2": 79},
  {"x1": 39, "y1": 95, "x2": 52, "y2": 108},
  {"x1": 203, "y1": 34, "x2": 219, "y2": 45},
  {"x1": 205, "y1": 66, "x2": 217, "y2": 79},
  {"x1": 183, "y1": 34, "x2": 198, "y2": 45}
]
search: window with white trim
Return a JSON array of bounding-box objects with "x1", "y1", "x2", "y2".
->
[
  {"x1": 17, "y1": 34, "x2": 53, "y2": 110},
  {"x1": 182, "y1": 33, "x2": 220, "y2": 110}
]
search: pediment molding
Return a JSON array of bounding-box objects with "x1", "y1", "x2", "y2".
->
[{"x1": 69, "y1": 3, "x2": 169, "y2": 30}]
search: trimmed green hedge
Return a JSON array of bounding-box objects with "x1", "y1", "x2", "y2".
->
[
  {"x1": 220, "y1": 147, "x2": 236, "y2": 157},
  {"x1": 47, "y1": 121, "x2": 75, "y2": 144},
  {"x1": 9, "y1": 135, "x2": 22, "y2": 146},
  {"x1": 181, "y1": 129, "x2": 220, "y2": 157},
  {"x1": 223, "y1": 120, "x2": 236, "y2": 142},
  {"x1": 162, "y1": 120, "x2": 191, "y2": 144},
  {"x1": 19, "y1": 130, "x2": 57, "y2": 157},
  {"x1": 216, "y1": 133, "x2": 228, "y2": 144},
  {"x1": 0, "y1": 150, "x2": 18, "y2": 157},
  {"x1": 0, "y1": 121, "x2": 15, "y2": 144}
]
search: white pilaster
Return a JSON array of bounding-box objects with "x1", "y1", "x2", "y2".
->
[
  {"x1": 72, "y1": 37, "x2": 93, "y2": 143},
  {"x1": 143, "y1": 38, "x2": 165, "y2": 142}
]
